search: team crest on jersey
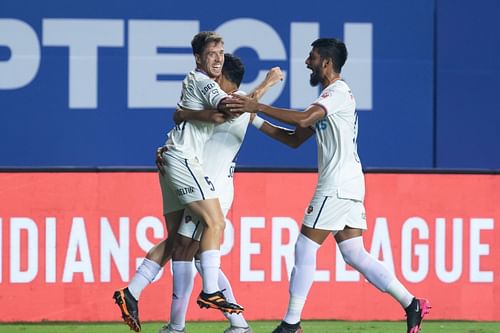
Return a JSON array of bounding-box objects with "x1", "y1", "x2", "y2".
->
[{"x1": 307, "y1": 205, "x2": 314, "y2": 214}]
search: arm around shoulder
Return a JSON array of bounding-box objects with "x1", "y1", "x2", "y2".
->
[{"x1": 173, "y1": 108, "x2": 226, "y2": 124}]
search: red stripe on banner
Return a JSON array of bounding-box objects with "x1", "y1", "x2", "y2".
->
[{"x1": 0, "y1": 172, "x2": 498, "y2": 321}]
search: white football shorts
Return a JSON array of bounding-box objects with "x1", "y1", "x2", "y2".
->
[
  {"x1": 159, "y1": 152, "x2": 218, "y2": 215},
  {"x1": 177, "y1": 164, "x2": 235, "y2": 241},
  {"x1": 302, "y1": 191, "x2": 367, "y2": 233}
]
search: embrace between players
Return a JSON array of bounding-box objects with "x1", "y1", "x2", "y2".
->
[{"x1": 113, "y1": 31, "x2": 430, "y2": 333}]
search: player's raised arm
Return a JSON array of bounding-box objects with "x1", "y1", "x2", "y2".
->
[{"x1": 246, "y1": 67, "x2": 284, "y2": 101}]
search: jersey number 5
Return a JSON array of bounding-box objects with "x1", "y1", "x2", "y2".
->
[{"x1": 204, "y1": 176, "x2": 215, "y2": 191}]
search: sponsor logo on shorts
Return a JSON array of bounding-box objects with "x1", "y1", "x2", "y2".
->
[
  {"x1": 176, "y1": 186, "x2": 195, "y2": 196},
  {"x1": 361, "y1": 212, "x2": 366, "y2": 220},
  {"x1": 307, "y1": 205, "x2": 314, "y2": 214}
]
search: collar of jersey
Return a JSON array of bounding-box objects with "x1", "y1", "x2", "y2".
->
[{"x1": 195, "y1": 68, "x2": 210, "y2": 78}]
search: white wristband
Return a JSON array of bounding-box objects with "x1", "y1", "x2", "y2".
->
[{"x1": 252, "y1": 115, "x2": 265, "y2": 129}]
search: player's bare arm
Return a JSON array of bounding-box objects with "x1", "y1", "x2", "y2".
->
[
  {"x1": 216, "y1": 97, "x2": 238, "y2": 120},
  {"x1": 173, "y1": 108, "x2": 227, "y2": 125},
  {"x1": 225, "y1": 95, "x2": 326, "y2": 128},
  {"x1": 258, "y1": 121, "x2": 314, "y2": 148}
]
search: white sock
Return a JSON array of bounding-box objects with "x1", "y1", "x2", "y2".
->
[
  {"x1": 219, "y1": 269, "x2": 248, "y2": 328},
  {"x1": 284, "y1": 297, "x2": 306, "y2": 325},
  {"x1": 128, "y1": 258, "x2": 161, "y2": 300},
  {"x1": 386, "y1": 280, "x2": 414, "y2": 308},
  {"x1": 169, "y1": 261, "x2": 195, "y2": 331},
  {"x1": 283, "y1": 233, "x2": 320, "y2": 324},
  {"x1": 338, "y1": 236, "x2": 414, "y2": 308},
  {"x1": 200, "y1": 250, "x2": 221, "y2": 294}
]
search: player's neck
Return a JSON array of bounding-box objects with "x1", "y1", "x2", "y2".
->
[
  {"x1": 322, "y1": 73, "x2": 341, "y2": 89},
  {"x1": 195, "y1": 67, "x2": 207, "y2": 75}
]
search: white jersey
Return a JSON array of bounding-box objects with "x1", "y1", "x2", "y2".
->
[
  {"x1": 309, "y1": 80, "x2": 365, "y2": 201},
  {"x1": 176, "y1": 90, "x2": 250, "y2": 240},
  {"x1": 203, "y1": 91, "x2": 250, "y2": 211},
  {"x1": 164, "y1": 69, "x2": 228, "y2": 163}
]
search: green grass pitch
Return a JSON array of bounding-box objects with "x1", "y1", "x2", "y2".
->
[{"x1": 0, "y1": 321, "x2": 499, "y2": 333}]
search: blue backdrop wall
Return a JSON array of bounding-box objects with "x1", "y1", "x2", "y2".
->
[
  {"x1": 436, "y1": 0, "x2": 500, "y2": 169},
  {"x1": 0, "y1": 0, "x2": 498, "y2": 169}
]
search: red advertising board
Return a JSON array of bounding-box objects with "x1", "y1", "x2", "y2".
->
[{"x1": 0, "y1": 172, "x2": 498, "y2": 322}]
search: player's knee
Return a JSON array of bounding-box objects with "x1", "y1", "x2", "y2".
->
[
  {"x1": 340, "y1": 246, "x2": 362, "y2": 267},
  {"x1": 219, "y1": 218, "x2": 226, "y2": 231},
  {"x1": 204, "y1": 216, "x2": 225, "y2": 233},
  {"x1": 212, "y1": 219, "x2": 225, "y2": 235}
]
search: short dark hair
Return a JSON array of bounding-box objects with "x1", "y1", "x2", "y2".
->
[
  {"x1": 191, "y1": 31, "x2": 223, "y2": 55},
  {"x1": 311, "y1": 38, "x2": 347, "y2": 73},
  {"x1": 222, "y1": 53, "x2": 245, "y2": 87}
]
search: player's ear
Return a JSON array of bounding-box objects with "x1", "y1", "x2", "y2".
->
[
  {"x1": 194, "y1": 53, "x2": 202, "y2": 65},
  {"x1": 322, "y1": 58, "x2": 330, "y2": 68}
]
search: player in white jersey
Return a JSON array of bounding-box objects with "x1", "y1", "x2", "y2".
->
[
  {"x1": 175, "y1": 106, "x2": 249, "y2": 241},
  {"x1": 113, "y1": 51, "x2": 283, "y2": 333},
  {"x1": 155, "y1": 55, "x2": 282, "y2": 333},
  {"x1": 113, "y1": 32, "x2": 242, "y2": 332},
  {"x1": 225, "y1": 38, "x2": 431, "y2": 333}
]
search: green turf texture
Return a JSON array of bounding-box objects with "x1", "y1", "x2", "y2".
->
[{"x1": 0, "y1": 321, "x2": 499, "y2": 333}]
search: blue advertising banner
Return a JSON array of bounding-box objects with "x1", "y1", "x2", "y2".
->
[{"x1": 0, "y1": 0, "x2": 434, "y2": 168}]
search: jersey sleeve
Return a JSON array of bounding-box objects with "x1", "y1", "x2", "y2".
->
[
  {"x1": 311, "y1": 88, "x2": 349, "y2": 116},
  {"x1": 197, "y1": 78, "x2": 228, "y2": 109},
  {"x1": 233, "y1": 90, "x2": 247, "y2": 96}
]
